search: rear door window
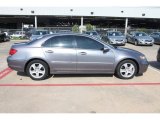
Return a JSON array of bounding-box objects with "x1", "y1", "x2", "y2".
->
[{"x1": 42, "y1": 35, "x2": 75, "y2": 48}]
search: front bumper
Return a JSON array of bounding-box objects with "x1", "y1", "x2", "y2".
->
[
  {"x1": 157, "y1": 53, "x2": 160, "y2": 62},
  {"x1": 110, "y1": 40, "x2": 125, "y2": 45},
  {"x1": 138, "y1": 60, "x2": 149, "y2": 74},
  {"x1": 138, "y1": 40, "x2": 153, "y2": 45}
]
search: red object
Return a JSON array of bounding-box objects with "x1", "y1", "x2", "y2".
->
[{"x1": 9, "y1": 48, "x2": 17, "y2": 55}]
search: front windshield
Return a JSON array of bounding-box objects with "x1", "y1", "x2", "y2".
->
[
  {"x1": 108, "y1": 32, "x2": 122, "y2": 36},
  {"x1": 135, "y1": 32, "x2": 147, "y2": 36}
]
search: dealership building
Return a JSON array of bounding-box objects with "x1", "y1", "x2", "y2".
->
[{"x1": 0, "y1": 7, "x2": 160, "y2": 34}]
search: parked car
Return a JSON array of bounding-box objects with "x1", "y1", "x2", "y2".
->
[
  {"x1": 29, "y1": 30, "x2": 49, "y2": 41},
  {"x1": 7, "y1": 33, "x2": 148, "y2": 80},
  {"x1": 10, "y1": 31, "x2": 25, "y2": 39},
  {"x1": 157, "y1": 47, "x2": 160, "y2": 62},
  {"x1": 85, "y1": 31, "x2": 101, "y2": 40},
  {"x1": 150, "y1": 32, "x2": 160, "y2": 44},
  {"x1": 127, "y1": 31, "x2": 154, "y2": 46},
  {"x1": 0, "y1": 32, "x2": 10, "y2": 42},
  {"x1": 102, "y1": 31, "x2": 126, "y2": 45}
]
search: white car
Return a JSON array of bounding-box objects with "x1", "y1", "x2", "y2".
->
[{"x1": 10, "y1": 31, "x2": 25, "y2": 38}]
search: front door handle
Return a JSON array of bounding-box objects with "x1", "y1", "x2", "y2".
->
[
  {"x1": 45, "y1": 50, "x2": 54, "y2": 53},
  {"x1": 80, "y1": 52, "x2": 87, "y2": 55}
]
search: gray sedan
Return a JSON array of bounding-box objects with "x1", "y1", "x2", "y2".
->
[
  {"x1": 103, "y1": 31, "x2": 126, "y2": 45},
  {"x1": 127, "y1": 32, "x2": 154, "y2": 46},
  {"x1": 150, "y1": 32, "x2": 160, "y2": 44},
  {"x1": 7, "y1": 33, "x2": 148, "y2": 80}
]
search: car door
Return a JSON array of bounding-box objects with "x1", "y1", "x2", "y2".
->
[
  {"x1": 75, "y1": 36, "x2": 115, "y2": 73},
  {"x1": 42, "y1": 35, "x2": 76, "y2": 73}
]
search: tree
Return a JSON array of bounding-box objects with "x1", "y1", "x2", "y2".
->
[
  {"x1": 72, "y1": 24, "x2": 79, "y2": 33},
  {"x1": 86, "y1": 24, "x2": 93, "y2": 31}
]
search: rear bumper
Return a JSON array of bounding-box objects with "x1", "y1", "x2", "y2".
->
[{"x1": 7, "y1": 56, "x2": 25, "y2": 72}]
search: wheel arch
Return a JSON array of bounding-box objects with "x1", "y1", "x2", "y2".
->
[
  {"x1": 24, "y1": 58, "x2": 50, "y2": 73},
  {"x1": 115, "y1": 58, "x2": 139, "y2": 74}
]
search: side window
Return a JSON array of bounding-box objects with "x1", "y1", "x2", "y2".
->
[
  {"x1": 75, "y1": 36, "x2": 104, "y2": 50},
  {"x1": 42, "y1": 35, "x2": 75, "y2": 48}
]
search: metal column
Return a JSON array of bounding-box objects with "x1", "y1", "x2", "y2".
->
[
  {"x1": 35, "y1": 16, "x2": 37, "y2": 29},
  {"x1": 124, "y1": 18, "x2": 128, "y2": 36},
  {"x1": 80, "y1": 16, "x2": 84, "y2": 33}
]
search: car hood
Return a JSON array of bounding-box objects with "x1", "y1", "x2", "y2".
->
[
  {"x1": 115, "y1": 46, "x2": 144, "y2": 56},
  {"x1": 108, "y1": 36, "x2": 126, "y2": 40},
  {"x1": 135, "y1": 36, "x2": 153, "y2": 40}
]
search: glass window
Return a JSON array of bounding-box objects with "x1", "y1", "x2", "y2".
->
[
  {"x1": 108, "y1": 32, "x2": 122, "y2": 36},
  {"x1": 135, "y1": 32, "x2": 148, "y2": 36},
  {"x1": 42, "y1": 35, "x2": 75, "y2": 48},
  {"x1": 75, "y1": 36, "x2": 104, "y2": 50}
]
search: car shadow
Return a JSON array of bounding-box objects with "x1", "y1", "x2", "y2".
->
[
  {"x1": 52, "y1": 74, "x2": 113, "y2": 78},
  {"x1": 17, "y1": 72, "x2": 113, "y2": 80},
  {"x1": 149, "y1": 61, "x2": 160, "y2": 70},
  {"x1": 17, "y1": 72, "x2": 28, "y2": 77},
  {"x1": 17, "y1": 72, "x2": 113, "y2": 77}
]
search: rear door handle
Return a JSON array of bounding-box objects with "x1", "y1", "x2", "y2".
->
[
  {"x1": 45, "y1": 50, "x2": 54, "y2": 53},
  {"x1": 80, "y1": 52, "x2": 87, "y2": 55}
]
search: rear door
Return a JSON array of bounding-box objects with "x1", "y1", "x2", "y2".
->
[{"x1": 42, "y1": 35, "x2": 76, "y2": 73}]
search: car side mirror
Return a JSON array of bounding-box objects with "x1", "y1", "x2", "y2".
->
[{"x1": 101, "y1": 47, "x2": 110, "y2": 53}]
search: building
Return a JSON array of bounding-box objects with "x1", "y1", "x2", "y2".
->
[{"x1": 0, "y1": 7, "x2": 160, "y2": 34}]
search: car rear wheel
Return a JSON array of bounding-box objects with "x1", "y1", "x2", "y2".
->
[
  {"x1": 26, "y1": 60, "x2": 49, "y2": 80},
  {"x1": 116, "y1": 60, "x2": 137, "y2": 79}
]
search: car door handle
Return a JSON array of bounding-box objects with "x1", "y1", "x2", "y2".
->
[
  {"x1": 79, "y1": 52, "x2": 87, "y2": 55},
  {"x1": 45, "y1": 50, "x2": 54, "y2": 53}
]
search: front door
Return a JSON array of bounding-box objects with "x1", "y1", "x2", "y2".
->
[{"x1": 75, "y1": 36, "x2": 115, "y2": 73}]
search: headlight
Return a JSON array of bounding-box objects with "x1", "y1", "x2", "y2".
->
[{"x1": 140, "y1": 55, "x2": 146, "y2": 60}]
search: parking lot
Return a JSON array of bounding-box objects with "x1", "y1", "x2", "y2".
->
[{"x1": 0, "y1": 40, "x2": 160, "y2": 113}]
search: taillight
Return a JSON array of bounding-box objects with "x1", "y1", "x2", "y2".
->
[{"x1": 9, "y1": 48, "x2": 17, "y2": 55}]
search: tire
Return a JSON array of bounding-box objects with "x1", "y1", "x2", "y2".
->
[
  {"x1": 115, "y1": 60, "x2": 137, "y2": 79},
  {"x1": 26, "y1": 60, "x2": 49, "y2": 80},
  {"x1": 134, "y1": 40, "x2": 138, "y2": 46}
]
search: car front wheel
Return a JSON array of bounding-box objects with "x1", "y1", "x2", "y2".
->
[
  {"x1": 26, "y1": 60, "x2": 49, "y2": 80},
  {"x1": 116, "y1": 60, "x2": 137, "y2": 79},
  {"x1": 134, "y1": 40, "x2": 138, "y2": 46}
]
